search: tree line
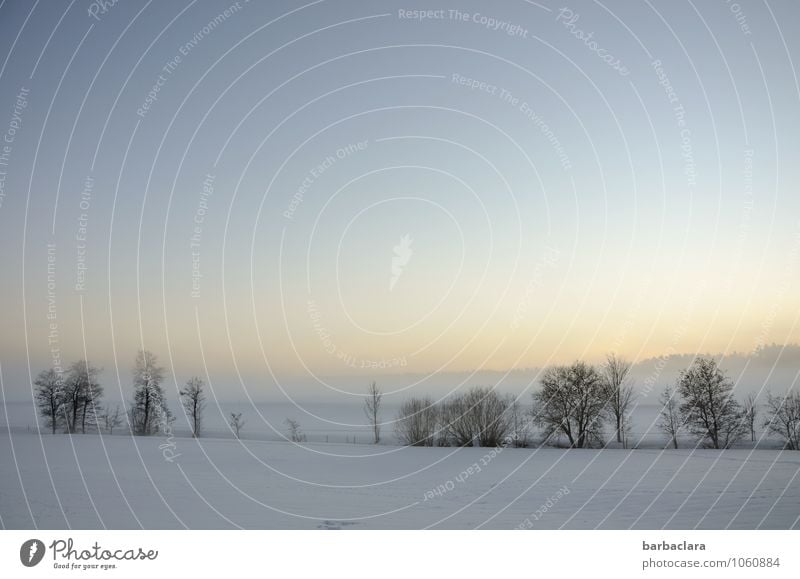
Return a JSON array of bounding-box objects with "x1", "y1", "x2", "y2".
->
[
  {"x1": 33, "y1": 349, "x2": 245, "y2": 439},
  {"x1": 33, "y1": 351, "x2": 799, "y2": 451},
  {"x1": 386, "y1": 355, "x2": 800, "y2": 451}
]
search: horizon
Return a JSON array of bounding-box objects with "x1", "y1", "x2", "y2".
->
[{"x1": 4, "y1": 342, "x2": 799, "y2": 404}]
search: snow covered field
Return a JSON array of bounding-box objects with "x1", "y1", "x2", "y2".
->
[{"x1": 1, "y1": 430, "x2": 798, "y2": 530}]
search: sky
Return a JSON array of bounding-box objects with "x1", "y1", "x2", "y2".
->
[{"x1": 0, "y1": 0, "x2": 799, "y2": 402}]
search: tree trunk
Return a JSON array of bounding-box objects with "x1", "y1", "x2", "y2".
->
[
  {"x1": 143, "y1": 390, "x2": 151, "y2": 436},
  {"x1": 70, "y1": 397, "x2": 79, "y2": 433},
  {"x1": 562, "y1": 425, "x2": 575, "y2": 447}
]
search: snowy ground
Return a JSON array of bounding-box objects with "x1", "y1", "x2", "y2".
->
[{"x1": 1, "y1": 430, "x2": 798, "y2": 529}]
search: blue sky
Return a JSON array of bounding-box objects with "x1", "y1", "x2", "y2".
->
[{"x1": 0, "y1": 0, "x2": 799, "y2": 401}]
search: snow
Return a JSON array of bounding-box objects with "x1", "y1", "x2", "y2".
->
[{"x1": 1, "y1": 430, "x2": 798, "y2": 529}]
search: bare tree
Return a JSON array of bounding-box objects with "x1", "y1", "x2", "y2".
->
[
  {"x1": 180, "y1": 376, "x2": 206, "y2": 438},
  {"x1": 601, "y1": 353, "x2": 635, "y2": 446},
  {"x1": 79, "y1": 364, "x2": 103, "y2": 434},
  {"x1": 533, "y1": 361, "x2": 607, "y2": 448},
  {"x1": 62, "y1": 360, "x2": 102, "y2": 434},
  {"x1": 433, "y1": 403, "x2": 451, "y2": 447},
  {"x1": 657, "y1": 385, "x2": 681, "y2": 449},
  {"x1": 395, "y1": 396, "x2": 437, "y2": 446},
  {"x1": 34, "y1": 368, "x2": 64, "y2": 434},
  {"x1": 443, "y1": 387, "x2": 510, "y2": 447},
  {"x1": 62, "y1": 364, "x2": 84, "y2": 433},
  {"x1": 102, "y1": 405, "x2": 124, "y2": 435},
  {"x1": 505, "y1": 394, "x2": 530, "y2": 448},
  {"x1": 363, "y1": 381, "x2": 382, "y2": 444},
  {"x1": 229, "y1": 412, "x2": 245, "y2": 439},
  {"x1": 743, "y1": 393, "x2": 758, "y2": 442},
  {"x1": 763, "y1": 391, "x2": 800, "y2": 450},
  {"x1": 130, "y1": 350, "x2": 170, "y2": 436},
  {"x1": 438, "y1": 399, "x2": 462, "y2": 445},
  {"x1": 285, "y1": 418, "x2": 307, "y2": 443},
  {"x1": 677, "y1": 357, "x2": 745, "y2": 449}
]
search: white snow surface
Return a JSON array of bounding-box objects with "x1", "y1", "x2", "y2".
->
[{"x1": 1, "y1": 430, "x2": 798, "y2": 529}]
